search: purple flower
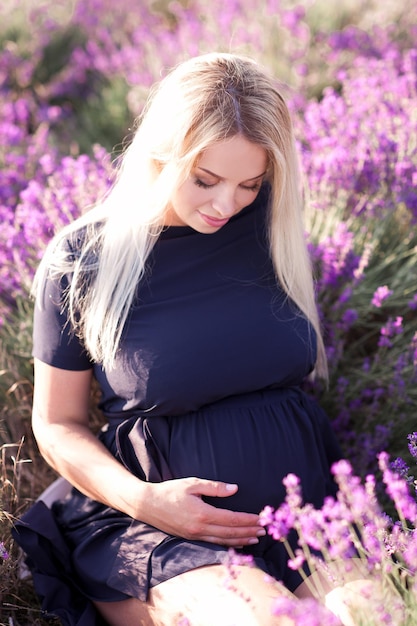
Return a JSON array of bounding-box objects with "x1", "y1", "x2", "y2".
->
[
  {"x1": 287, "y1": 549, "x2": 305, "y2": 571},
  {"x1": 390, "y1": 457, "x2": 410, "y2": 479},
  {"x1": 361, "y1": 522, "x2": 384, "y2": 564},
  {"x1": 379, "y1": 452, "x2": 417, "y2": 523},
  {"x1": 331, "y1": 459, "x2": 353, "y2": 478},
  {"x1": 282, "y1": 473, "x2": 303, "y2": 508},
  {"x1": 403, "y1": 533, "x2": 417, "y2": 572},
  {"x1": 371, "y1": 285, "x2": 393, "y2": 307},
  {"x1": 338, "y1": 287, "x2": 353, "y2": 304},
  {"x1": 378, "y1": 316, "x2": 403, "y2": 348},
  {"x1": 408, "y1": 433, "x2": 417, "y2": 460},
  {"x1": 411, "y1": 333, "x2": 417, "y2": 367},
  {"x1": 342, "y1": 308, "x2": 358, "y2": 325},
  {"x1": 259, "y1": 502, "x2": 294, "y2": 541},
  {"x1": 259, "y1": 505, "x2": 275, "y2": 527},
  {"x1": 226, "y1": 548, "x2": 254, "y2": 568},
  {"x1": 298, "y1": 506, "x2": 326, "y2": 551},
  {"x1": 0, "y1": 542, "x2": 9, "y2": 560},
  {"x1": 272, "y1": 596, "x2": 340, "y2": 625}
]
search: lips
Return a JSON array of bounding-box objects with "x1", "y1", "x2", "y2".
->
[{"x1": 199, "y1": 212, "x2": 230, "y2": 228}]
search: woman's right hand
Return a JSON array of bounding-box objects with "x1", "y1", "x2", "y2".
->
[{"x1": 138, "y1": 477, "x2": 265, "y2": 547}]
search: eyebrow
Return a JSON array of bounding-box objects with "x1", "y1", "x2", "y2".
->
[{"x1": 197, "y1": 167, "x2": 266, "y2": 182}]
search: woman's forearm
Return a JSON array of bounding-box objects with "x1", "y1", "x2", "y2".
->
[{"x1": 32, "y1": 413, "x2": 150, "y2": 519}]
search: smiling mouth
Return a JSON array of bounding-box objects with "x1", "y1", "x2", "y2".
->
[{"x1": 199, "y1": 212, "x2": 230, "y2": 227}]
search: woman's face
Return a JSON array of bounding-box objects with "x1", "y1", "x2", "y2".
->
[{"x1": 164, "y1": 135, "x2": 267, "y2": 232}]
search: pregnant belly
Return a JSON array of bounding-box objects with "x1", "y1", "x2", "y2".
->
[
  {"x1": 112, "y1": 389, "x2": 336, "y2": 515},
  {"x1": 162, "y1": 389, "x2": 329, "y2": 514}
]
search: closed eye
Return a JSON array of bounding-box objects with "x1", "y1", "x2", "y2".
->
[
  {"x1": 241, "y1": 183, "x2": 261, "y2": 192},
  {"x1": 194, "y1": 177, "x2": 262, "y2": 192},
  {"x1": 194, "y1": 178, "x2": 216, "y2": 189}
]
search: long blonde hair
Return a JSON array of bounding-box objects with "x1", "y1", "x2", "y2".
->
[{"x1": 35, "y1": 52, "x2": 327, "y2": 378}]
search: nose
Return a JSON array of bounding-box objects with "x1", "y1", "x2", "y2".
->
[{"x1": 211, "y1": 186, "x2": 236, "y2": 217}]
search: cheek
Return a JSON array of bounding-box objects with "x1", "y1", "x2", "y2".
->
[
  {"x1": 177, "y1": 183, "x2": 210, "y2": 209},
  {"x1": 235, "y1": 190, "x2": 256, "y2": 210}
]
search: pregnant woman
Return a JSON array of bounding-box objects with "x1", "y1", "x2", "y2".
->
[{"x1": 14, "y1": 52, "x2": 360, "y2": 626}]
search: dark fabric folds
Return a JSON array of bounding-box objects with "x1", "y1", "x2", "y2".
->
[
  {"x1": 12, "y1": 389, "x2": 343, "y2": 626},
  {"x1": 12, "y1": 501, "x2": 107, "y2": 626}
]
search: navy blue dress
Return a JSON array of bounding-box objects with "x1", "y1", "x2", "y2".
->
[{"x1": 13, "y1": 185, "x2": 342, "y2": 625}]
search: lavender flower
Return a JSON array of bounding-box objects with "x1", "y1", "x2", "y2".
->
[
  {"x1": 378, "y1": 316, "x2": 403, "y2": 348},
  {"x1": 390, "y1": 457, "x2": 411, "y2": 480},
  {"x1": 287, "y1": 549, "x2": 306, "y2": 571},
  {"x1": 272, "y1": 596, "x2": 340, "y2": 626},
  {"x1": 261, "y1": 450, "x2": 417, "y2": 622},
  {"x1": 0, "y1": 541, "x2": 9, "y2": 560},
  {"x1": 371, "y1": 285, "x2": 393, "y2": 308},
  {"x1": 379, "y1": 452, "x2": 417, "y2": 524},
  {"x1": 259, "y1": 503, "x2": 294, "y2": 542},
  {"x1": 408, "y1": 433, "x2": 417, "y2": 460}
]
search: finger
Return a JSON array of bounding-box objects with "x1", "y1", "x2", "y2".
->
[
  {"x1": 186, "y1": 479, "x2": 261, "y2": 525},
  {"x1": 205, "y1": 506, "x2": 261, "y2": 528},
  {"x1": 183, "y1": 515, "x2": 266, "y2": 542},
  {"x1": 209, "y1": 522, "x2": 266, "y2": 540},
  {"x1": 183, "y1": 515, "x2": 263, "y2": 539},
  {"x1": 187, "y1": 478, "x2": 239, "y2": 498},
  {"x1": 196, "y1": 532, "x2": 263, "y2": 547}
]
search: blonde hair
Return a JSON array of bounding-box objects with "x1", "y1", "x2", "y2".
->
[{"x1": 35, "y1": 52, "x2": 327, "y2": 378}]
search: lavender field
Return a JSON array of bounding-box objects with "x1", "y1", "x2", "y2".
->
[{"x1": 1, "y1": 0, "x2": 417, "y2": 624}]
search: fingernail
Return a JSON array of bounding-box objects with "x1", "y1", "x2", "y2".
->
[
  {"x1": 225, "y1": 483, "x2": 237, "y2": 491},
  {"x1": 257, "y1": 528, "x2": 266, "y2": 537},
  {"x1": 248, "y1": 538, "x2": 259, "y2": 545}
]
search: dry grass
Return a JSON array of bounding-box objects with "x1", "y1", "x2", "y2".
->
[
  {"x1": 0, "y1": 421, "x2": 59, "y2": 625},
  {"x1": 0, "y1": 360, "x2": 105, "y2": 624}
]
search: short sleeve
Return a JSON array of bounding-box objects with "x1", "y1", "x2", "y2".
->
[{"x1": 32, "y1": 272, "x2": 93, "y2": 371}]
